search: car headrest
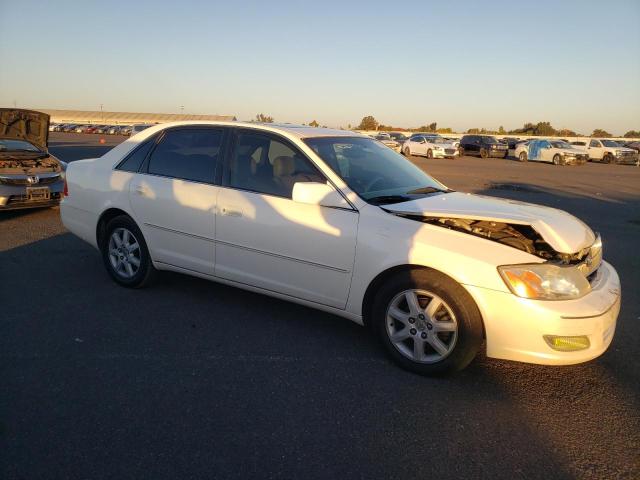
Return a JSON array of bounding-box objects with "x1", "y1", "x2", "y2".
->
[{"x1": 273, "y1": 156, "x2": 295, "y2": 176}]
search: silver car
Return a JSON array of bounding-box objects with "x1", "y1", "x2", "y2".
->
[{"x1": 0, "y1": 109, "x2": 65, "y2": 211}]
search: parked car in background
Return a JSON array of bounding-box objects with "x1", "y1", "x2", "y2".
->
[
  {"x1": 130, "y1": 124, "x2": 154, "y2": 136},
  {"x1": 458, "y1": 135, "x2": 507, "y2": 158},
  {"x1": 63, "y1": 124, "x2": 78, "y2": 132},
  {"x1": 403, "y1": 135, "x2": 458, "y2": 158},
  {"x1": 388, "y1": 132, "x2": 409, "y2": 145},
  {"x1": 582, "y1": 139, "x2": 639, "y2": 164},
  {"x1": 119, "y1": 125, "x2": 133, "y2": 136},
  {"x1": 570, "y1": 141, "x2": 587, "y2": 147},
  {"x1": 48, "y1": 123, "x2": 57, "y2": 132},
  {"x1": 502, "y1": 137, "x2": 521, "y2": 157},
  {"x1": 375, "y1": 133, "x2": 401, "y2": 152},
  {"x1": 61, "y1": 121, "x2": 620, "y2": 375},
  {"x1": 75, "y1": 125, "x2": 92, "y2": 133},
  {"x1": 93, "y1": 125, "x2": 111, "y2": 134},
  {"x1": 444, "y1": 137, "x2": 461, "y2": 148},
  {"x1": 621, "y1": 141, "x2": 640, "y2": 154},
  {"x1": 0, "y1": 109, "x2": 66, "y2": 210},
  {"x1": 517, "y1": 139, "x2": 588, "y2": 165}
]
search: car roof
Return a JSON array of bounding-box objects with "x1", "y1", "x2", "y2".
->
[{"x1": 135, "y1": 120, "x2": 363, "y2": 139}]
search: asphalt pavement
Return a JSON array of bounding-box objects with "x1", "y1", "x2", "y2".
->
[{"x1": 1, "y1": 133, "x2": 639, "y2": 479}]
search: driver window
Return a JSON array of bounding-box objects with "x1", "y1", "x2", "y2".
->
[{"x1": 228, "y1": 131, "x2": 325, "y2": 199}]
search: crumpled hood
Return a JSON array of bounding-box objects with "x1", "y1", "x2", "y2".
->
[
  {"x1": 387, "y1": 192, "x2": 596, "y2": 254},
  {"x1": 0, "y1": 108, "x2": 50, "y2": 151}
]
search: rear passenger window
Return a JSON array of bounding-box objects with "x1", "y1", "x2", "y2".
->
[
  {"x1": 147, "y1": 128, "x2": 223, "y2": 183},
  {"x1": 117, "y1": 138, "x2": 155, "y2": 172}
]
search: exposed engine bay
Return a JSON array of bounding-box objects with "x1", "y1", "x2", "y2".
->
[
  {"x1": 396, "y1": 214, "x2": 588, "y2": 264},
  {"x1": 0, "y1": 155, "x2": 60, "y2": 174}
]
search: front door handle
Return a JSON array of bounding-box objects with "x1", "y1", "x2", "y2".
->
[
  {"x1": 221, "y1": 207, "x2": 242, "y2": 217},
  {"x1": 134, "y1": 185, "x2": 147, "y2": 196}
]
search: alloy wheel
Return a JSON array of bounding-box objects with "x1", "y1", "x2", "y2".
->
[
  {"x1": 385, "y1": 289, "x2": 458, "y2": 364},
  {"x1": 108, "y1": 227, "x2": 142, "y2": 279}
]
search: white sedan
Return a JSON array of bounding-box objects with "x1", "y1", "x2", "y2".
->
[
  {"x1": 516, "y1": 139, "x2": 588, "y2": 165},
  {"x1": 403, "y1": 135, "x2": 458, "y2": 158},
  {"x1": 61, "y1": 122, "x2": 620, "y2": 375}
]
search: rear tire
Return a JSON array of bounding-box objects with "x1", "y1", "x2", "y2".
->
[
  {"x1": 101, "y1": 215, "x2": 156, "y2": 288},
  {"x1": 372, "y1": 268, "x2": 484, "y2": 375}
]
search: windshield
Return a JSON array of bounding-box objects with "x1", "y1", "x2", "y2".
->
[
  {"x1": 0, "y1": 139, "x2": 41, "y2": 152},
  {"x1": 551, "y1": 141, "x2": 572, "y2": 149},
  {"x1": 602, "y1": 140, "x2": 621, "y2": 147},
  {"x1": 304, "y1": 136, "x2": 448, "y2": 204},
  {"x1": 481, "y1": 136, "x2": 498, "y2": 144}
]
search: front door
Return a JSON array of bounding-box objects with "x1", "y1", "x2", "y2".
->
[
  {"x1": 215, "y1": 129, "x2": 358, "y2": 309},
  {"x1": 129, "y1": 127, "x2": 227, "y2": 275}
]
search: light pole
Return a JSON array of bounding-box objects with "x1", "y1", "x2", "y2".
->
[
  {"x1": 180, "y1": 105, "x2": 184, "y2": 115},
  {"x1": 100, "y1": 104, "x2": 104, "y2": 122}
]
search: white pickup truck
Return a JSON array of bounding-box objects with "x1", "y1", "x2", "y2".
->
[{"x1": 582, "y1": 139, "x2": 639, "y2": 165}]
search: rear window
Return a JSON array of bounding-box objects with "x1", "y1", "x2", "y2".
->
[{"x1": 116, "y1": 138, "x2": 156, "y2": 172}]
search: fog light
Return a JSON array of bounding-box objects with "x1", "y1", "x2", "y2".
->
[{"x1": 543, "y1": 335, "x2": 590, "y2": 352}]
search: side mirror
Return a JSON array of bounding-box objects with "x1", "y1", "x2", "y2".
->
[{"x1": 292, "y1": 182, "x2": 350, "y2": 209}]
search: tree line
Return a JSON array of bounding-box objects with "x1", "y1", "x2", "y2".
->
[{"x1": 254, "y1": 114, "x2": 639, "y2": 138}]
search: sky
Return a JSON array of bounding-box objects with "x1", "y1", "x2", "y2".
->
[{"x1": 1, "y1": 0, "x2": 639, "y2": 134}]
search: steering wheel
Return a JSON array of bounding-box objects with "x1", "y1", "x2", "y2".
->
[{"x1": 365, "y1": 176, "x2": 386, "y2": 193}]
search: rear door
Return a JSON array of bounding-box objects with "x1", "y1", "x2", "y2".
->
[{"x1": 129, "y1": 127, "x2": 227, "y2": 275}]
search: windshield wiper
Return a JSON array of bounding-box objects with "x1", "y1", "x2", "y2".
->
[
  {"x1": 367, "y1": 195, "x2": 412, "y2": 205},
  {"x1": 405, "y1": 186, "x2": 451, "y2": 195}
]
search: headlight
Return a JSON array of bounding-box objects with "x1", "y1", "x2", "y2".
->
[
  {"x1": 615, "y1": 150, "x2": 623, "y2": 156},
  {"x1": 498, "y1": 263, "x2": 591, "y2": 300},
  {"x1": 434, "y1": 146, "x2": 443, "y2": 150}
]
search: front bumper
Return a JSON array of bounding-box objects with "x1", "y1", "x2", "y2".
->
[
  {"x1": 0, "y1": 182, "x2": 64, "y2": 211},
  {"x1": 465, "y1": 260, "x2": 621, "y2": 365},
  {"x1": 488, "y1": 148, "x2": 508, "y2": 157},
  {"x1": 615, "y1": 153, "x2": 639, "y2": 165},
  {"x1": 433, "y1": 148, "x2": 459, "y2": 158}
]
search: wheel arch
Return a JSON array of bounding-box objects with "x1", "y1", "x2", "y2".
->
[
  {"x1": 361, "y1": 264, "x2": 485, "y2": 338},
  {"x1": 96, "y1": 207, "x2": 136, "y2": 248}
]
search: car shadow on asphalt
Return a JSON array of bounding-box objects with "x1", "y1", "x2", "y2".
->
[{"x1": 1, "y1": 231, "x2": 638, "y2": 478}]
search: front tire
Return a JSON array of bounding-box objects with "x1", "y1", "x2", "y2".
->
[
  {"x1": 553, "y1": 154, "x2": 565, "y2": 165},
  {"x1": 403, "y1": 146, "x2": 411, "y2": 156},
  {"x1": 372, "y1": 268, "x2": 484, "y2": 375},
  {"x1": 480, "y1": 148, "x2": 488, "y2": 159},
  {"x1": 101, "y1": 215, "x2": 156, "y2": 288},
  {"x1": 519, "y1": 151, "x2": 528, "y2": 162},
  {"x1": 426, "y1": 149, "x2": 433, "y2": 159},
  {"x1": 603, "y1": 153, "x2": 614, "y2": 164}
]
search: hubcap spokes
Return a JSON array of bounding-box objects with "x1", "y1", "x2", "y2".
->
[
  {"x1": 386, "y1": 289, "x2": 458, "y2": 364},
  {"x1": 108, "y1": 228, "x2": 141, "y2": 279}
]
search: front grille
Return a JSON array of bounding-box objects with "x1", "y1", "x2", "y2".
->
[
  {"x1": 445, "y1": 149, "x2": 456, "y2": 155},
  {"x1": 0, "y1": 174, "x2": 61, "y2": 185}
]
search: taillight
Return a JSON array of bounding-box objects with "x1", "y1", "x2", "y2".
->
[{"x1": 63, "y1": 178, "x2": 69, "y2": 197}]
